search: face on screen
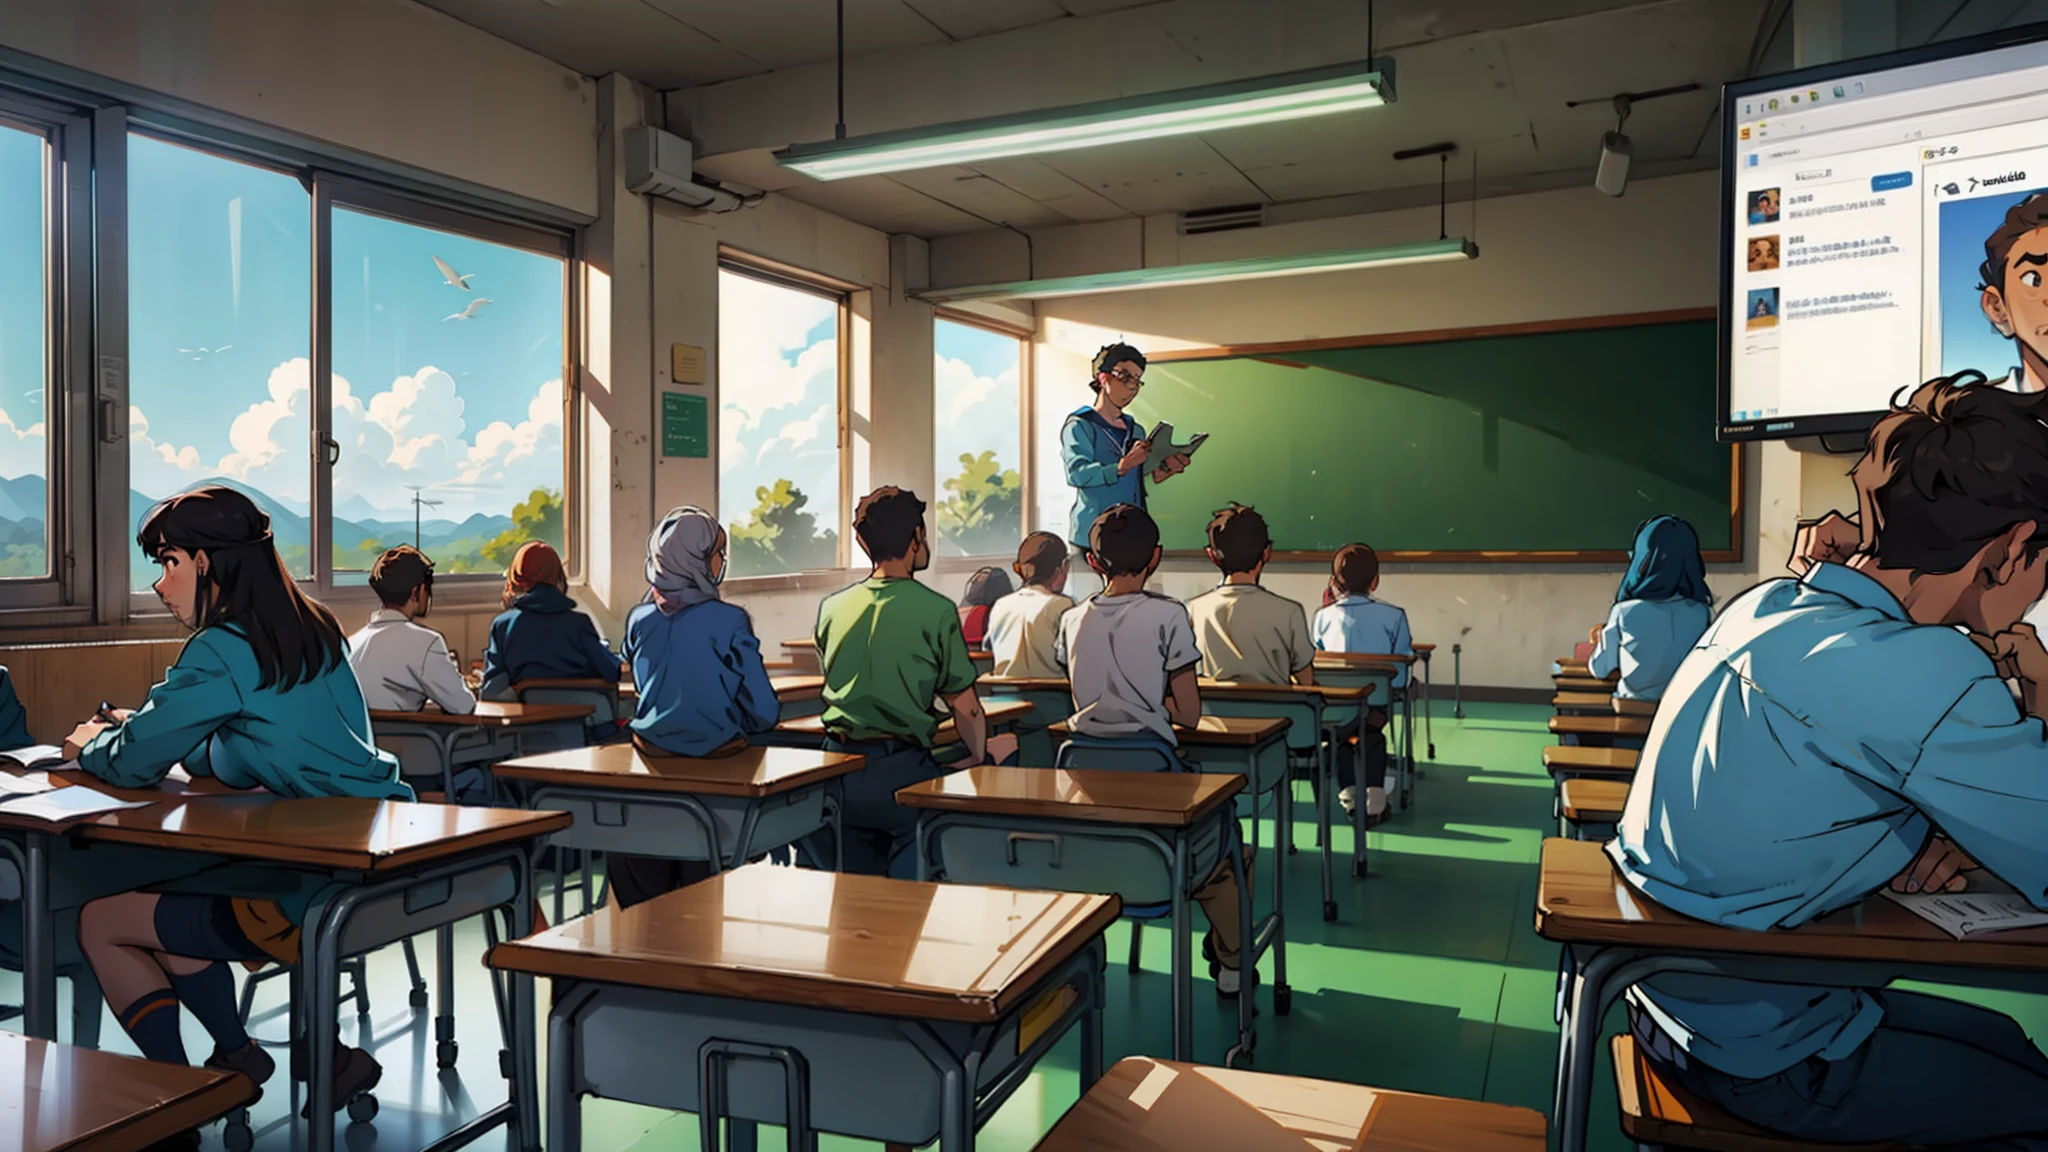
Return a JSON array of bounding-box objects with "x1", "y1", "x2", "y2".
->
[{"x1": 1983, "y1": 225, "x2": 2048, "y2": 372}]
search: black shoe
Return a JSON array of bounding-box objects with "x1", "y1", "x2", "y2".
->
[
  {"x1": 204, "y1": 1041, "x2": 276, "y2": 1092},
  {"x1": 294, "y1": 1042, "x2": 382, "y2": 1118}
]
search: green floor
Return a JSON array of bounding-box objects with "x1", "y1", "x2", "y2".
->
[{"x1": 576, "y1": 700, "x2": 1612, "y2": 1150}]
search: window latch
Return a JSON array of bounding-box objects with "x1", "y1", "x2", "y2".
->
[
  {"x1": 322, "y1": 436, "x2": 340, "y2": 466},
  {"x1": 98, "y1": 398, "x2": 124, "y2": 444}
]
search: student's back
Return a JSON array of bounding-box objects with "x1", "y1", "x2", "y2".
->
[
  {"x1": 1590, "y1": 515, "x2": 1714, "y2": 701},
  {"x1": 1312, "y1": 543, "x2": 1412, "y2": 690},
  {"x1": 817, "y1": 575, "x2": 971, "y2": 743},
  {"x1": 1060, "y1": 589, "x2": 1198, "y2": 745},
  {"x1": 1184, "y1": 503, "x2": 1312, "y2": 685},
  {"x1": 627, "y1": 597, "x2": 777, "y2": 755},
  {"x1": 987, "y1": 532, "x2": 1074, "y2": 679},
  {"x1": 481, "y1": 542, "x2": 619, "y2": 700}
]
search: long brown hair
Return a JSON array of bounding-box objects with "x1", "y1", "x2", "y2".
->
[{"x1": 136, "y1": 485, "x2": 346, "y2": 691}]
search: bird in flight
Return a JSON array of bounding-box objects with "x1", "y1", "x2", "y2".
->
[
  {"x1": 178, "y1": 345, "x2": 232, "y2": 360},
  {"x1": 432, "y1": 255, "x2": 476, "y2": 290},
  {"x1": 444, "y1": 298, "x2": 494, "y2": 322}
]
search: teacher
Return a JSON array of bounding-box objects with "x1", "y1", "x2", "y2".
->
[{"x1": 1060, "y1": 343, "x2": 1191, "y2": 566}]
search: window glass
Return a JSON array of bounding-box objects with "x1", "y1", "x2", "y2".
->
[
  {"x1": 933, "y1": 318, "x2": 1023, "y2": 557},
  {"x1": 128, "y1": 135, "x2": 312, "y2": 587},
  {"x1": 329, "y1": 207, "x2": 567, "y2": 576},
  {"x1": 0, "y1": 124, "x2": 48, "y2": 579},
  {"x1": 717, "y1": 268, "x2": 841, "y2": 578}
]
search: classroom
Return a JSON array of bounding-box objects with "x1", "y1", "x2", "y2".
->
[{"x1": 4, "y1": 1, "x2": 2048, "y2": 1150}]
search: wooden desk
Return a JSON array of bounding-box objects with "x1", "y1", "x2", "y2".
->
[
  {"x1": 771, "y1": 673, "x2": 826, "y2": 722},
  {"x1": 1309, "y1": 652, "x2": 1420, "y2": 811},
  {"x1": 1557, "y1": 656, "x2": 1591, "y2": 675},
  {"x1": 1551, "y1": 691, "x2": 1616, "y2": 714},
  {"x1": 76, "y1": 792, "x2": 562, "y2": 1152},
  {"x1": 1558, "y1": 778, "x2": 1628, "y2": 840},
  {"x1": 1547, "y1": 714, "x2": 1651, "y2": 746},
  {"x1": 900, "y1": 767, "x2": 1250, "y2": 1064},
  {"x1": 1030, "y1": 1056, "x2": 1545, "y2": 1152},
  {"x1": 0, "y1": 1031, "x2": 258, "y2": 1152},
  {"x1": 1536, "y1": 837, "x2": 2048, "y2": 1151},
  {"x1": 1611, "y1": 696, "x2": 1658, "y2": 718},
  {"x1": 1541, "y1": 746, "x2": 1640, "y2": 778},
  {"x1": 782, "y1": 638, "x2": 994, "y2": 675},
  {"x1": 777, "y1": 697, "x2": 1036, "y2": 745},
  {"x1": 370, "y1": 700, "x2": 596, "y2": 798},
  {"x1": 492, "y1": 864, "x2": 1119, "y2": 1150},
  {"x1": 491, "y1": 742, "x2": 864, "y2": 884},
  {"x1": 979, "y1": 676, "x2": 1074, "y2": 766},
  {"x1": 1553, "y1": 676, "x2": 1617, "y2": 694}
]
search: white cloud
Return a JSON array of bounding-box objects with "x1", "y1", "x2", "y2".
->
[
  {"x1": 0, "y1": 404, "x2": 45, "y2": 483},
  {"x1": 129, "y1": 405, "x2": 209, "y2": 500},
  {"x1": 366, "y1": 367, "x2": 466, "y2": 469},
  {"x1": 936, "y1": 354, "x2": 1017, "y2": 427},
  {"x1": 933, "y1": 355, "x2": 1020, "y2": 472}
]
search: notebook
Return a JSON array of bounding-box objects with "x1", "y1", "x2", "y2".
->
[
  {"x1": 0, "y1": 744, "x2": 69, "y2": 772},
  {"x1": 1882, "y1": 879, "x2": 2048, "y2": 939},
  {"x1": 1144, "y1": 421, "x2": 1208, "y2": 459},
  {"x1": 0, "y1": 767, "x2": 150, "y2": 824}
]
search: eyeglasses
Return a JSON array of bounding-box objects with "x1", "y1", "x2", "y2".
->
[{"x1": 1109, "y1": 367, "x2": 1144, "y2": 385}]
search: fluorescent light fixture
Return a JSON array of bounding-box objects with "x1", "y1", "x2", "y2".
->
[
  {"x1": 776, "y1": 59, "x2": 1395, "y2": 181},
  {"x1": 916, "y1": 237, "x2": 1476, "y2": 303}
]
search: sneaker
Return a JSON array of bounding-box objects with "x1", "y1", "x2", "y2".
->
[
  {"x1": 1366, "y1": 786, "x2": 1388, "y2": 818},
  {"x1": 1215, "y1": 964, "x2": 1241, "y2": 996},
  {"x1": 205, "y1": 1041, "x2": 276, "y2": 1091},
  {"x1": 293, "y1": 1042, "x2": 383, "y2": 1118},
  {"x1": 1338, "y1": 786, "x2": 1358, "y2": 816}
]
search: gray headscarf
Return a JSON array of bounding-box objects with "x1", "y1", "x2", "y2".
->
[{"x1": 645, "y1": 506, "x2": 723, "y2": 615}]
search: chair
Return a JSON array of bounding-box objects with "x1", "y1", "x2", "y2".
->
[
  {"x1": 1054, "y1": 737, "x2": 1187, "y2": 975},
  {"x1": 0, "y1": 907, "x2": 106, "y2": 1048},
  {"x1": 1610, "y1": 1034, "x2": 1904, "y2": 1152}
]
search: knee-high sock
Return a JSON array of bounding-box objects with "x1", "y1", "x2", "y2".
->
[
  {"x1": 168, "y1": 962, "x2": 248, "y2": 1053},
  {"x1": 117, "y1": 989, "x2": 189, "y2": 1065}
]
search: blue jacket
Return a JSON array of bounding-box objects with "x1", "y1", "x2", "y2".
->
[
  {"x1": 480, "y1": 585, "x2": 621, "y2": 701},
  {"x1": 625, "y1": 599, "x2": 780, "y2": 756},
  {"x1": 1061, "y1": 406, "x2": 1147, "y2": 548}
]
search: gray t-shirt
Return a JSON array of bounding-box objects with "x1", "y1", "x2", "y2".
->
[{"x1": 1055, "y1": 591, "x2": 1200, "y2": 745}]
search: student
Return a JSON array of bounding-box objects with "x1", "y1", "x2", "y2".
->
[
  {"x1": 986, "y1": 531, "x2": 1075, "y2": 678},
  {"x1": 614, "y1": 506, "x2": 780, "y2": 908},
  {"x1": 808, "y1": 487, "x2": 1016, "y2": 876},
  {"x1": 1613, "y1": 373, "x2": 2048, "y2": 1147},
  {"x1": 479, "y1": 541, "x2": 621, "y2": 714},
  {"x1": 348, "y1": 545, "x2": 485, "y2": 800},
  {"x1": 1587, "y1": 515, "x2": 1713, "y2": 702},
  {"x1": 1054, "y1": 503, "x2": 1250, "y2": 996},
  {"x1": 956, "y1": 566, "x2": 1013, "y2": 649},
  {"x1": 61, "y1": 486, "x2": 409, "y2": 1112},
  {"x1": 1186, "y1": 504, "x2": 1314, "y2": 687},
  {"x1": 1312, "y1": 543, "x2": 1410, "y2": 820}
]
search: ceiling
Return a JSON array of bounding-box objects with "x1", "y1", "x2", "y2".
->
[{"x1": 419, "y1": 0, "x2": 2048, "y2": 238}]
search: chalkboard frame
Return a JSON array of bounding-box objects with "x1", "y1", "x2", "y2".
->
[{"x1": 1145, "y1": 307, "x2": 1743, "y2": 564}]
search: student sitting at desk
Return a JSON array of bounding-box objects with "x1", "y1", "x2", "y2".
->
[
  {"x1": 1611, "y1": 374, "x2": 2048, "y2": 1148},
  {"x1": 348, "y1": 545, "x2": 485, "y2": 800},
  {"x1": 61, "y1": 486, "x2": 409, "y2": 1112},
  {"x1": 1587, "y1": 514, "x2": 1712, "y2": 702},
  {"x1": 956, "y1": 565, "x2": 1012, "y2": 649},
  {"x1": 615, "y1": 506, "x2": 779, "y2": 908},
  {"x1": 1187, "y1": 503, "x2": 1314, "y2": 687},
  {"x1": 987, "y1": 531, "x2": 1074, "y2": 678},
  {"x1": 480, "y1": 541, "x2": 621, "y2": 730},
  {"x1": 808, "y1": 486, "x2": 1017, "y2": 877},
  {"x1": 1312, "y1": 543, "x2": 1407, "y2": 820},
  {"x1": 1055, "y1": 503, "x2": 1249, "y2": 996}
]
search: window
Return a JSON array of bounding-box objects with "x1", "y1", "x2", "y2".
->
[
  {"x1": 932, "y1": 315, "x2": 1024, "y2": 557},
  {"x1": 717, "y1": 267, "x2": 843, "y2": 579},
  {"x1": 0, "y1": 121, "x2": 50, "y2": 579},
  {"x1": 127, "y1": 134, "x2": 313, "y2": 587},
  {"x1": 328, "y1": 203, "x2": 568, "y2": 578}
]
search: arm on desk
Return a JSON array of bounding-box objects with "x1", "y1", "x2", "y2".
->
[
  {"x1": 417, "y1": 632, "x2": 478, "y2": 716},
  {"x1": 75, "y1": 638, "x2": 239, "y2": 788},
  {"x1": 944, "y1": 686, "x2": 992, "y2": 766},
  {"x1": 1898, "y1": 675, "x2": 2048, "y2": 908}
]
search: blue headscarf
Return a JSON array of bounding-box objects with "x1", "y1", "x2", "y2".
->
[{"x1": 1616, "y1": 515, "x2": 1711, "y2": 605}]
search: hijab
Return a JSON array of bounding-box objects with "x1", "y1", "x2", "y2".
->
[
  {"x1": 645, "y1": 506, "x2": 724, "y2": 615},
  {"x1": 1616, "y1": 515, "x2": 1712, "y2": 605}
]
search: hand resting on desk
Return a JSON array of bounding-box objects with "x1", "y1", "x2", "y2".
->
[{"x1": 1890, "y1": 835, "x2": 1979, "y2": 895}]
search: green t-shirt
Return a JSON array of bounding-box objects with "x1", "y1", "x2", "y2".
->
[{"x1": 815, "y1": 576, "x2": 978, "y2": 746}]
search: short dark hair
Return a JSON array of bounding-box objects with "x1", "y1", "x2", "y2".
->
[
  {"x1": 1015, "y1": 531, "x2": 1068, "y2": 587},
  {"x1": 369, "y1": 545, "x2": 436, "y2": 608},
  {"x1": 1980, "y1": 193, "x2": 2048, "y2": 291},
  {"x1": 961, "y1": 566, "x2": 1012, "y2": 608},
  {"x1": 853, "y1": 486, "x2": 926, "y2": 562},
  {"x1": 1088, "y1": 342, "x2": 1147, "y2": 393},
  {"x1": 1854, "y1": 370, "x2": 2048, "y2": 577},
  {"x1": 1205, "y1": 503, "x2": 1270, "y2": 573},
  {"x1": 1088, "y1": 503, "x2": 1159, "y2": 578},
  {"x1": 1332, "y1": 543, "x2": 1380, "y2": 595}
]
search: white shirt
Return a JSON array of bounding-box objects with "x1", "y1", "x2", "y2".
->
[
  {"x1": 986, "y1": 585, "x2": 1075, "y2": 679},
  {"x1": 1054, "y1": 591, "x2": 1200, "y2": 746},
  {"x1": 1313, "y1": 594, "x2": 1412, "y2": 688},
  {"x1": 1588, "y1": 597, "x2": 1713, "y2": 701},
  {"x1": 347, "y1": 609, "x2": 478, "y2": 715}
]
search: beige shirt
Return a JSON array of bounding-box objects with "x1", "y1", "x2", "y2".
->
[
  {"x1": 1186, "y1": 583, "x2": 1314, "y2": 685},
  {"x1": 986, "y1": 585, "x2": 1075, "y2": 678}
]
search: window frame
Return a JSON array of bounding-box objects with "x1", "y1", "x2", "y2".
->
[
  {"x1": 715, "y1": 252, "x2": 854, "y2": 575},
  {"x1": 932, "y1": 307, "x2": 1033, "y2": 560}
]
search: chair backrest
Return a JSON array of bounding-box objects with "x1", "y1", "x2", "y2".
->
[
  {"x1": 1055, "y1": 737, "x2": 1178, "y2": 774},
  {"x1": 1200, "y1": 695, "x2": 1319, "y2": 755},
  {"x1": 1610, "y1": 1034, "x2": 1903, "y2": 1152},
  {"x1": 512, "y1": 681, "x2": 623, "y2": 725}
]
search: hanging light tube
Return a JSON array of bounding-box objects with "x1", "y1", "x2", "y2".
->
[{"x1": 915, "y1": 236, "x2": 1476, "y2": 303}]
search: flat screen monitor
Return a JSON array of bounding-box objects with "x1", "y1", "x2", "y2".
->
[{"x1": 1721, "y1": 23, "x2": 2048, "y2": 441}]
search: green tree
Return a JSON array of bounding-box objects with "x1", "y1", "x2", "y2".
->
[
  {"x1": 936, "y1": 451, "x2": 1022, "y2": 557},
  {"x1": 727, "y1": 479, "x2": 838, "y2": 578},
  {"x1": 479, "y1": 488, "x2": 565, "y2": 572}
]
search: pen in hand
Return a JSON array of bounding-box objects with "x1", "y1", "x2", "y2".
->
[{"x1": 95, "y1": 701, "x2": 125, "y2": 727}]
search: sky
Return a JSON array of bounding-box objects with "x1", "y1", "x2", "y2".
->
[
  {"x1": 933, "y1": 318, "x2": 1021, "y2": 481},
  {"x1": 1938, "y1": 184, "x2": 2048, "y2": 381},
  {"x1": 0, "y1": 133, "x2": 569, "y2": 549},
  {"x1": 717, "y1": 269, "x2": 841, "y2": 536}
]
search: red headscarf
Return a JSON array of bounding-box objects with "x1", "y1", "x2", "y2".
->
[{"x1": 502, "y1": 541, "x2": 565, "y2": 608}]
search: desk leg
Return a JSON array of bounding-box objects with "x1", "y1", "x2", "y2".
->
[
  {"x1": 1316, "y1": 740, "x2": 1335, "y2": 920},
  {"x1": 1170, "y1": 833, "x2": 1190, "y2": 1063},
  {"x1": 303, "y1": 913, "x2": 344, "y2": 1152},
  {"x1": 1553, "y1": 945, "x2": 1622, "y2": 1152},
  {"x1": 1225, "y1": 817, "x2": 1255, "y2": 1068},
  {"x1": 22, "y1": 833, "x2": 54, "y2": 1040},
  {"x1": 1264, "y1": 741, "x2": 1289, "y2": 1014},
  {"x1": 1080, "y1": 939, "x2": 1105, "y2": 1090},
  {"x1": 508, "y1": 857, "x2": 542, "y2": 1152},
  {"x1": 1352, "y1": 700, "x2": 1370, "y2": 881},
  {"x1": 436, "y1": 924, "x2": 458, "y2": 1067},
  {"x1": 546, "y1": 985, "x2": 599, "y2": 1152},
  {"x1": 939, "y1": 1057, "x2": 973, "y2": 1152}
]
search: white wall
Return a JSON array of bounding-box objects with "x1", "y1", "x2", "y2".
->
[{"x1": 0, "y1": 0, "x2": 597, "y2": 215}]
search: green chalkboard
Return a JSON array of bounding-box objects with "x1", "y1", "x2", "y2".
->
[
  {"x1": 1130, "y1": 316, "x2": 1737, "y2": 559},
  {"x1": 662, "y1": 391, "x2": 708, "y2": 459}
]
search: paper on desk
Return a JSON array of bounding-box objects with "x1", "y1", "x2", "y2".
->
[
  {"x1": 0, "y1": 771, "x2": 53, "y2": 797},
  {"x1": 1882, "y1": 885, "x2": 2048, "y2": 938},
  {"x1": 0, "y1": 783, "x2": 148, "y2": 822}
]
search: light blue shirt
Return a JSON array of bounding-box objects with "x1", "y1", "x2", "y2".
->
[
  {"x1": 1312, "y1": 594, "x2": 1411, "y2": 687},
  {"x1": 1588, "y1": 596, "x2": 1713, "y2": 701},
  {"x1": 1609, "y1": 563, "x2": 2048, "y2": 1080},
  {"x1": 1061, "y1": 406, "x2": 1147, "y2": 549}
]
